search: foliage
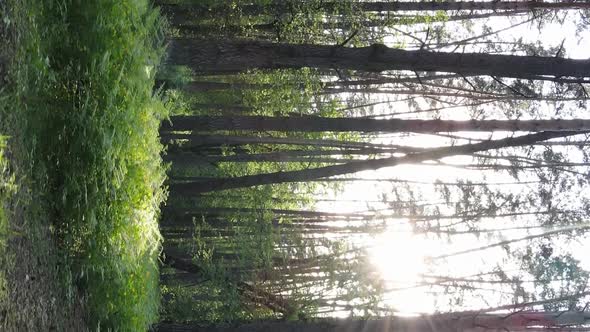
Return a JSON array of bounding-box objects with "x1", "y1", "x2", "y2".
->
[{"x1": 4, "y1": 0, "x2": 168, "y2": 329}]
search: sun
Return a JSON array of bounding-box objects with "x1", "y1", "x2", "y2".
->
[
  {"x1": 367, "y1": 224, "x2": 443, "y2": 313},
  {"x1": 369, "y1": 224, "x2": 431, "y2": 283}
]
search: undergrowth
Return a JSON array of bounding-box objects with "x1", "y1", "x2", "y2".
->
[{"x1": 4, "y1": 0, "x2": 169, "y2": 330}]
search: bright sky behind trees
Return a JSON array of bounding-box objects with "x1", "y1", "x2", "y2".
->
[{"x1": 315, "y1": 6, "x2": 590, "y2": 315}]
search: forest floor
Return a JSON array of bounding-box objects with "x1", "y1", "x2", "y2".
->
[
  {"x1": 0, "y1": 0, "x2": 87, "y2": 330},
  {"x1": 0, "y1": 154, "x2": 87, "y2": 331},
  {"x1": 0, "y1": 0, "x2": 168, "y2": 330}
]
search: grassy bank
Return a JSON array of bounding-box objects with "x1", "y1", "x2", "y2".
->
[{"x1": 1, "y1": 0, "x2": 168, "y2": 330}]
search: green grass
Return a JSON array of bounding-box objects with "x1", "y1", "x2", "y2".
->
[{"x1": 2, "y1": 0, "x2": 169, "y2": 330}]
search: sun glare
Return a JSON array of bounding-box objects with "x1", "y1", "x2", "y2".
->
[
  {"x1": 367, "y1": 224, "x2": 444, "y2": 313},
  {"x1": 369, "y1": 225, "x2": 432, "y2": 283}
]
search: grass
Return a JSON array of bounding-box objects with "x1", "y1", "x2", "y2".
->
[{"x1": 1, "y1": 0, "x2": 169, "y2": 330}]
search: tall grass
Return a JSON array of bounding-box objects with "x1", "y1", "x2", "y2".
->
[{"x1": 7, "y1": 0, "x2": 168, "y2": 329}]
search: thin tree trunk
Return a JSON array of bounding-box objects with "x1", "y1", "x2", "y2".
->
[
  {"x1": 162, "y1": 207, "x2": 368, "y2": 219},
  {"x1": 165, "y1": 148, "x2": 395, "y2": 164},
  {"x1": 168, "y1": 154, "x2": 349, "y2": 164},
  {"x1": 158, "y1": 1, "x2": 590, "y2": 19},
  {"x1": 161, "y1": 116, "x2": 590, "y2": 133},
  {"x1": 362, "y1": 101, "x2": 494, "y2": 119},
  {"x1": 192, "y1": 103, "x2": 253, "y2": 114},
  {"x1": 323, "y1": 73, "x2": 462, "y2": 87},
  {"x1": 167, "y1": 39, "x2": 590, "y2": 79},
  {"x1": 179, "y1": 81, "x2": 277, "y2": 92},
  {"x1": 161, "y1": 9, "x2": 525, "y2": 32},
  {"x1": 431, "y1": 223, "x2": 590, "y2": 261},
  {"x1": 168, "y1": 131, "x2": 580, "y2": 194},
  {"x1": 155, "y1": 310, "x2": 590, "y2": 332},
  {"x1": 279, "y1": 1, "x2": 590, "y2": 13},
  {"x1": 161, "y1": 133, "x2": 416, "y2": 151}
]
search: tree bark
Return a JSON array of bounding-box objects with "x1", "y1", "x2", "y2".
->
[
  {"x1": 168, "y1": 131, "x2": 580, "y2": 194},
  {"x1": 161, "y1": 116, "x2": 590, "y2": 133},
  {"x1": 167, "y1": 39, "x2": 590, "y2": 79}
]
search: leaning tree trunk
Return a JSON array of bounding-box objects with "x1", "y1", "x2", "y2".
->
[
  {"x1": 167, "y1": 39, "x2": 590, "y2": 79},
  {"x1": 161, "y1": 116, "x2": 590, "y2": 133},
  {"x1": 168, "y1": 131, "x2": 580, "y2": 194}
]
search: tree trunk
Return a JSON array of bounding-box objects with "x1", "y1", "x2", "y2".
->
[
  {"x1": 164, "y1": 148, "x2": 395, "y2": 164},
  {"x1": 161, "y1": 116, "x2": 590, "y2": 133},
  {"x1": 322, "y1": 1, "x2": 590, "y2": 12},
  {"x1": 324, "y1": 73, "x2": 462, "y2": 87},
  {"x1": 167, "y1": 39, "x2": 590, "y2": 79},
  {"x1": 168, "y1": 131, "x2": 579, "y2": 194},
  {"x1": 158, "y1": 1, "x2": 590, "y2": 19},
  {"x1": 161, "y1": 133, "x2": 411, "y2": 150},
  {"x1": 180, "y1": 81, "x2": 275, "y2": 93},
  {"x1": 191, "y1": 103, "x2": 253, "y2": 114},
  {"x1": 161, "y1": 206, "x2": 369, "y2": 221},
  {"x1": 155, "y1": 311, "x2": 590, "y2": 332}
]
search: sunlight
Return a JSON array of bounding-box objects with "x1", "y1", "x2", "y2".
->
[
  {"x1": 369, "y1": 224, "x2": 432, "y2": 283},
  {"x1": 368, "y1": 224, "x2": 444, "y2": 313}
]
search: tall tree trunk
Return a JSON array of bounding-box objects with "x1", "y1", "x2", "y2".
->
[
  {"x1": 161, "y1": 206, "x2": 369, "y2": 221},
  {"x1": 158, "y1": 1, "x2": 590, "y2": 19},
  {"x1": 191, "y1": 103, "x2": 253, "y2": 114},
  {"x1": 164, "y1": 148, "x2": 395, "y2": 164},
  {"x1": 168, "y1": 131, "x2": 579, "y2": 194},
  {"x1": 161, "y1": 116, "x2": 590, "y2": 133},
  {"x1": 324, "y1": 73, "x2": 463, "y2": 87},
  {"x1": 161, "y1": 133, "x2": 412, "y2": 151},
  {"x1": 167, "y1": 39, "x2": 590, "y2": 79},
  {"x1": 178, "y1": 81, "x2": 275, "y2": 93},
  {"x1": 251, "y1": 1, "x2": 590, "y2": 14},
  {"x1": 155, "y1": 310, "x2": 590, "y2": 332}
]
